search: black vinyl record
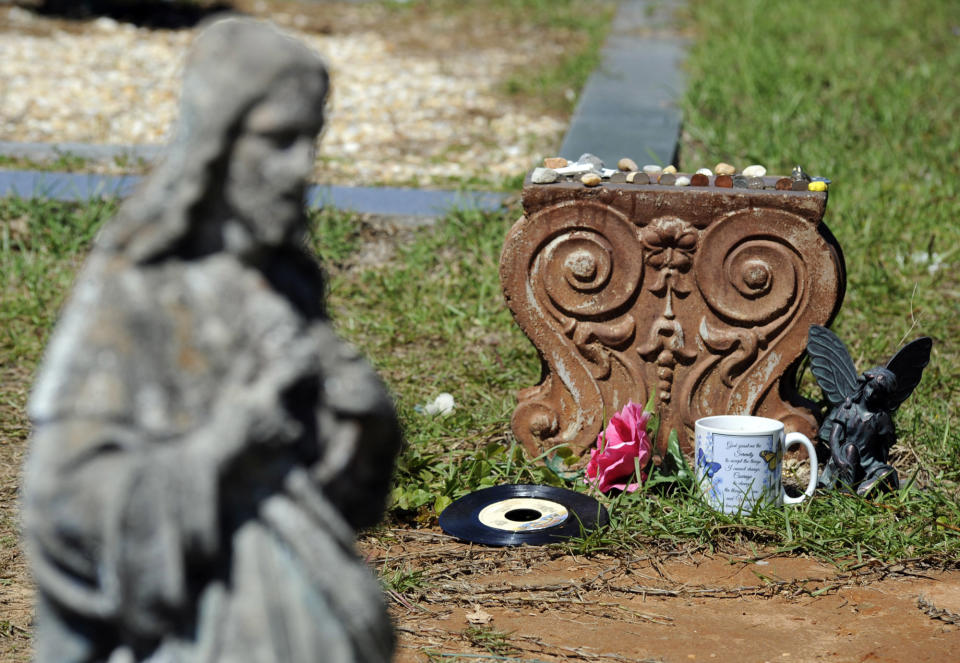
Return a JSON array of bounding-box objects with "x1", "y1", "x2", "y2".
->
[{"x1": 438, "y1": 484, "x2": 610, "y2": 546}]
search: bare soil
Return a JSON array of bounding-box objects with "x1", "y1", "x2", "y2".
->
[{"x1": 364, "y1": 531, "x2": 960, "y2": 663}]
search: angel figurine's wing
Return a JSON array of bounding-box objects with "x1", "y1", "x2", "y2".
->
[
  {"x1": 807, "y1": 325, "x2": 860, "y2": 406},
  {"x1": 884, "y1": 336, "x2": 933, "y2": 411}
]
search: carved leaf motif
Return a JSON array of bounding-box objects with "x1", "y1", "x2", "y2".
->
[{"x1": 699, "y1": 317, "x2": 759, "y2": 387}]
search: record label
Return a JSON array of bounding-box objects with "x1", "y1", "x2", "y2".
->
[
  {"x1": 476, "y1": 497, "x2": 569, "y2": 532},
  {"x1": 439, "y1": 484, "x2": 609, "y2": 546}
]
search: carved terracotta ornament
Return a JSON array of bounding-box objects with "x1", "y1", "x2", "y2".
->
[{"x1": 500, "y1": 176, "x2": 845, "y2": 463}]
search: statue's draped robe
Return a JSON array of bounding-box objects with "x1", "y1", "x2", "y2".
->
[{"x1": 24, "y1": 245, "x2": 396, "y2": 662}]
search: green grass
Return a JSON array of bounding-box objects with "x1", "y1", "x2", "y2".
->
[
  {"x1": 2, "y1": 0, "x2": 959, "y2": 573},
  {"x1": 338, "y1": 0, "x2": 960, "y2": 563},
  {"x1": 0, "y1": 197, "x2": 115, "y2": 364},
  {"x1": 679, "y1": 0, "x2": 960, "y2": 498},
  {"x1": 461, "y1": 625, "x2": 519, "y2": 658}
]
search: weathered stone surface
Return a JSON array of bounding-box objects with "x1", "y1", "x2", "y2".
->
[
  {"x1": 500, "y1": 176, "x2": 845, "y2": 462},
  {"x1": 22, "y1": 18, "x2": 399, "y2": 663},
  {"x1": 544, "y1": 157, "x2": 568, "y2": 169},
  {"x1": 714, "y1": 162, "x2": 736, "y2": 176}
]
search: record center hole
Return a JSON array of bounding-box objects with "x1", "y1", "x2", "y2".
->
[{"x1": 505, "y1": 508, "x2": 542, "y2": 522}]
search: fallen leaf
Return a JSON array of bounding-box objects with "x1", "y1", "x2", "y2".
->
[{"x1": 465, "y1": 606, "x2": 493, "y2": 625}]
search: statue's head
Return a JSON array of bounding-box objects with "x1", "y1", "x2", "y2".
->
[
  {"x1": 861, "y1": 367, "x2": 898, "y2": 409},
  {"x1": 104, "y1": 17, "x2": 329, "y2": 261}
]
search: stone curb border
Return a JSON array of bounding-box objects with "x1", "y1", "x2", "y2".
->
[
  {"x1": 0, "y1": 0, "x2": 685, "y2": 219},
  {"x1": 0, "y1": 170, "x2": 506, "y2": 224},
  {"x1": 559, "y1": 0, "x2": 686, "y2": 168}
]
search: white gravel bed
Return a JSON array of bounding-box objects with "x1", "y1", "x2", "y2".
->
[{"x1": 0, "y1": 5, "x2": 569, "y2": 186}]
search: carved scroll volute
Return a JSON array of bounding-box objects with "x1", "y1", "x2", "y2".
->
[
  {"x1": 500, "y1": 200, "x2": 646, "y2": 462},
  {"x1": 680, "y1": 207, "x2": 844, "y2": 449}
]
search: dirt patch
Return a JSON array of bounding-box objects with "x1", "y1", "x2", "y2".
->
[
  {"x1": 0, "y1": 365, "x2": 32, "y2": 662},
  {"x1": 365, "y1": 530, "x2": 960, "y2": 663}
]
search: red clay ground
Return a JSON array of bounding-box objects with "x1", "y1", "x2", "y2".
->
[{"x1": 363, "y1": 531, "x2": 960, "y2": 663}]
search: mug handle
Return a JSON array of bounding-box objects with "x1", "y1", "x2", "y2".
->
[{"x1": 782, "y1": 432, "x2": 819, "y2": 505}]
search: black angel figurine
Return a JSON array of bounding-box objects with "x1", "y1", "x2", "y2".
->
[{"x1": 807, "y1": 325, "x2": 933, "y2": 495}]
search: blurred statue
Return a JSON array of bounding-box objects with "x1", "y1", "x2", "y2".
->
[
  {"x1": 23, "y1": 18, "x2": 400, "y2": 663},
  {"x1": 807, "y1": 324, "x2": 932, "y2": 496}
]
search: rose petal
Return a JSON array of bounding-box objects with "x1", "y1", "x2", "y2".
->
[{"x1": 587, "y1": 402, "x2": 654, "y2": 493}]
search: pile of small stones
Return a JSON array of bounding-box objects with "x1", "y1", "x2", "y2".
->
[{"x1": 531, "y1": 154, "x2": 830, "y2": 192}]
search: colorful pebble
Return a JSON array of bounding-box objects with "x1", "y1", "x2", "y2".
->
[
  {"x1": 529, "y1": 158, "x2": 827, "y2": 193},
  {"x1": 742, "y1": 164, "x2": 767, "y2": 178}
]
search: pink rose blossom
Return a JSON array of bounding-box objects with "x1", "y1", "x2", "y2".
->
[{"x1": 585, "y1": 401, "x2": 652, "y2": 493}]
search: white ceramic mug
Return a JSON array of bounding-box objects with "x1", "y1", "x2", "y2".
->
[{"x1": 694, "y1": 415, "x2": 818, "y2": 514}]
